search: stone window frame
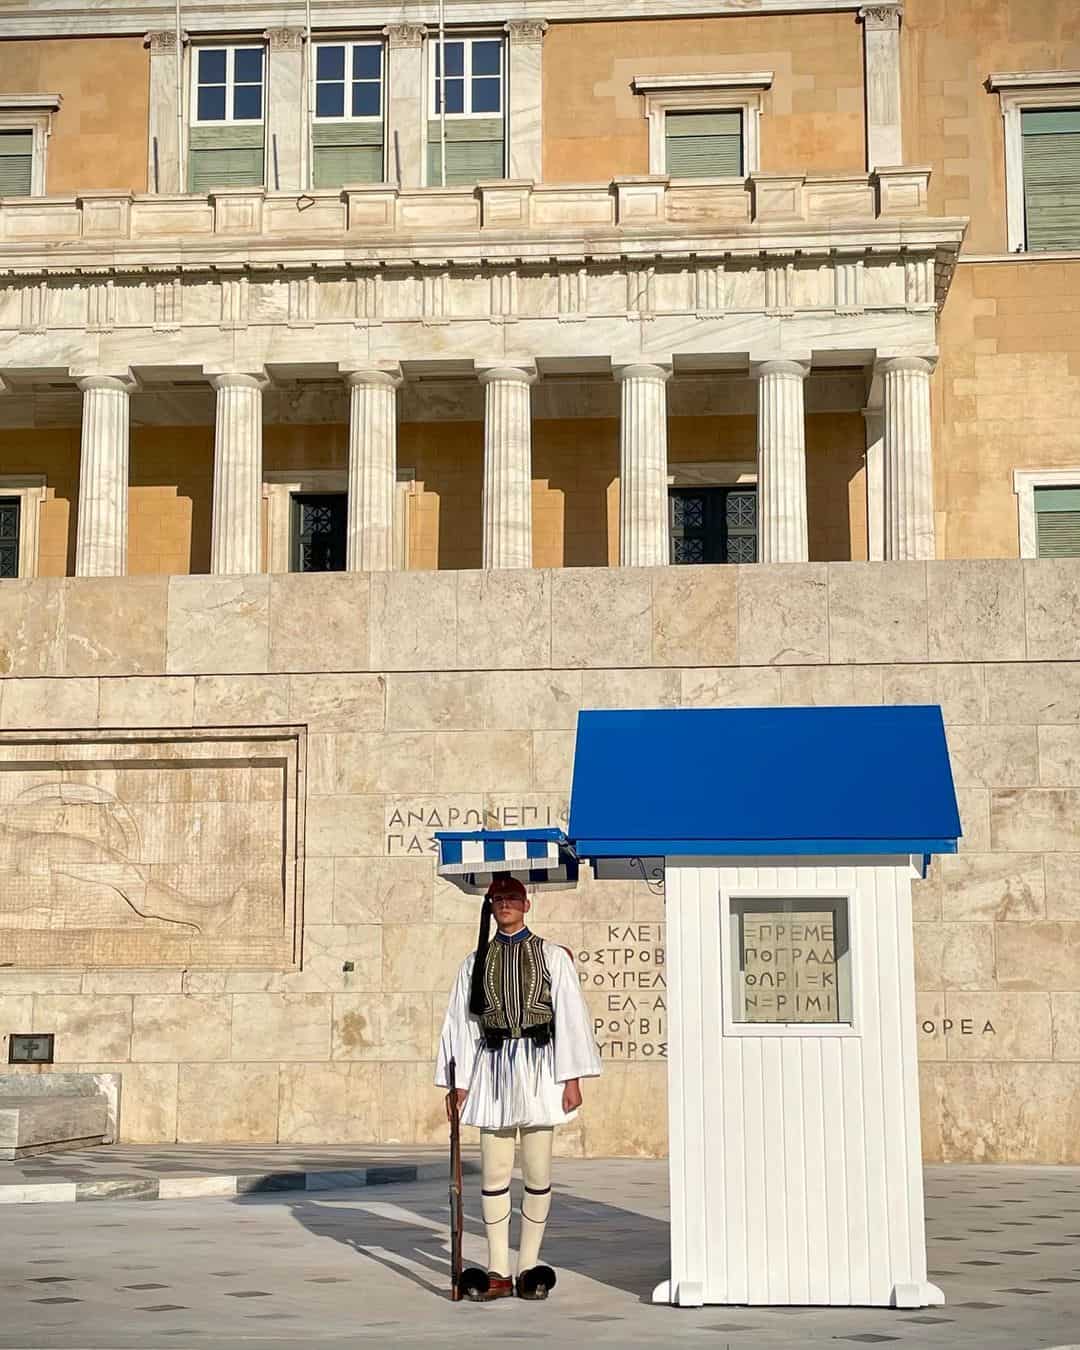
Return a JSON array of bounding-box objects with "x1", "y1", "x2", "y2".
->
[
  {"x1": 311, "y1": 37, "x2": 385, "y2": 125},
  {"x1": 263, "y1": 468, "x2": 415, "y2": 573},
  {"x1": 631, "y1": 73, "x2": 773, "y2": 177},
  {"x1": 988, "y1": 71, "x2": 1080, "y2": 254},
  {"x1": 0, "y1": 95, "x2": 61, "y2": 196},
  {"x1": 189, "y1": 40, "x2": 267, "y2": 126},
  {"x1": 0, "y1": 474, "x2": 47, "y2": 578},
  {"x1": 426, "y1": 30, "x2": 506, "y2": 122},
  {"x1": 1013, "y1": 467, "x2": 1080, "y2": 559}
]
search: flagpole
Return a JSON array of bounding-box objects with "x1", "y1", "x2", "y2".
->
[
  {"x1": 438, "y1": 0, "x2": 447, "y2": 187},
  {"x1": 175, "y1": 0, "x2": 184, "y2": 191}
]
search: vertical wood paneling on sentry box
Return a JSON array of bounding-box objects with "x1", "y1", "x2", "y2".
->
[{"x1": 663, "y1": 860, "x2": 932, "y2": 1308}]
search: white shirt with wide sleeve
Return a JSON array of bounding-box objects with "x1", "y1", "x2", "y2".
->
[{"x1": 435, "y1": 938, "x2": 601, "y2": 1130}]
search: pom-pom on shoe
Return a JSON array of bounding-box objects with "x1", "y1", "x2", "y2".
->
[
  {"x1": 516, "y1": 1265, "x2": 557, "y2": 1300},
  {"x1": 460, "y1": 1268, "x2": 513, "y2": 1302}
]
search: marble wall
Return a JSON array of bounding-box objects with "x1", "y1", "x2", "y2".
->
[{"x1": 0, "y1": 559, "x2": 1078, "y2": 1160}]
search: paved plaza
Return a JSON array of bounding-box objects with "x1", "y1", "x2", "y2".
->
[{"x1": 0, "y1": 1160, "x2": 1079, "y2": 1349}]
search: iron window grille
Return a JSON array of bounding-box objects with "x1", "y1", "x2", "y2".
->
[{"x1": 669, "y1": 485, "x2": 757, "y2": 564}]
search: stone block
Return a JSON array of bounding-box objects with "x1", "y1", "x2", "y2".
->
[
  {"x1": 301, "y1": 857, "x2": 334, "y2": 926},
  {"x1": 926, "y1": 560, "x2": 1025, "y2": 663},
  {"x1": 378, "y1": 1060, "x2": 446, "y2": 1145},
  {"x1": 229, "y1": 993, "x2": 331, "y2": 1061},
  {"x1": 532, "y1": 730, "x2": 575, "y2": 791},
  {"x1": 317, "y1": 731, "x2": 435, "y2": 795},
  {"x1": 306, "y1": 794, "x2": 387, "y2": 857},
  {"x1": 1045, "y1": 854, "x2": 1080, "y2": 920},
  {"x1": 996, "y1": 922, "x2": 1080, "y2": 991},
  {"x1": 332, "y1": 992, "x2": 432, "y2": 1060},
  {"x1": 946, "y1": 724, "x2": 1037, "y2": 789},
  {"x1": 369, "y1": 571, "x2": 458, "y2": 671},
  {"x1": 920, "y1": 1061, "x2": 1080, "y2": 1163},
  {"x1": 79, "y1": 1060, "x2": 178, "y2": 1144},
  {"x1": 63, "y1": 577, "x2": 168, "y2": 678},
  {"x1": 131, "y1": 995, "x2": 231, "y2": 1062},
  {"x1": 482, "y1": 670, "x2": 582, "y2": 730},
  {"x1": 382, "y1": 924, "x2": 476, "y2": 993},
  {"x1": 0, "y1": 997, "x2": 34, "y2": 1061},
  {"x1": 943, "y1": 992, "x2": 1051, "y2": 1060},
  {"x1": 0, "y1": 1086, "x2": 108, "y2": 1159},
  {"x1": 289, "y1": 673, "x2": 385, "y2": 732},
  {"x1": 916, "y1": 993, "x2": 946, "y2": 1061},
  {"x1": 681, "y1": 666, "x2": 781, "y2": 707},
  {"x1": 277, "y1": 1061, "x2": 380, "y2": 1144},
  {"x1": 827, "y1": 562, "x2": 928, "y2": 664},
  {"x1": 779, "y1": 666, "x2": 884, "y2": 706},
  {"x1": 1, "y1": 678, "x2": 99, "y2": 729},
  {"x1": 986, "y1": 662, "x2": 1080, "y2": 724},
  {"x1": 193, "y1": 673, "x2": 291, "y2": 725},
  {"x1": 913, "y1": 923, "x2": 995, "y2": 991},
  {"x1": 549, "y1": 570, "x2": 652, "y2": 669},
  {"x1": 1050, "y1": 992, "x2": 1080, "y2": 1059},
  {"x1": 581, "y1": 1061, "x2": 667, "y2": 1157},
  {"x1": 333, "y1": 856, "x2": 433, "y2": 925},
  {"x1": 991, "y1": 787, "x2": 1080, "y2": 852},
  {"x1": 0, "y1": 578, "x2": 65, "y2": 676},
  {"x1": 910, "y1": 870, "x2": 941, "y2": 922},
  {"x1": 176, "y1": 1062, "x2": 279, "y2": 1142},
  {"x1": 880, "y1": 663, "x2": 986, "y2": 725},
  {"x1": 651, "y1": 565, "x2": 736, "y2": 667},
  {"x1": 939, "y1": 853, "x2": 1045, "y2": 922},
  {"x1": 293, "y1": 924, "x2": 382, "y2": 994},
  {"x1": 1024, "y1": 559, "x2": 1080, "y2": 661},
  {"x1": 432, "y1": 731, "x2": 533, "y2": 793},
  {"x1": 269, "y1": 571, "x2": 371, "y2": 673},
  {"x1": 456, "y1": 569, "x2": 551, "y2": 668},
  {"x1": 386, "y1": 672, "x2": 485, "y2": 731},
  {"x1": 33, "y1": 995, "x2": 132, "y2": 1063},
  {"x1": 98, "y1": 676, "x2": 195, "y2": 728},
  {"x1": 955, "y1": 787, "x2": 990, "y2": 853},
  {"x1": 737, "y1": 564, "x2": 829, "y2": 666},
  {"x1": 166, "y1": 575, "x2": 270, "y2": 677},
  {"x1": 1038, "y1": 725, "x2": 1080, "y2": 787},
  {"x1": 580, "y1": 668, "x2": 680, "y2": 710}
]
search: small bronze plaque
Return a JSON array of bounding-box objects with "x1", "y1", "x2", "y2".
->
[{"x1": 7, "y1": 1033, "x2": 54, "y2": 1064}]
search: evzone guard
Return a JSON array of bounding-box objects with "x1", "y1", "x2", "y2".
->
[{"x1": 437, "y1": 873, "x2": 601, "y2": 1301}]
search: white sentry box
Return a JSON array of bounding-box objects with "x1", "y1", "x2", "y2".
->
[{"x1": 657, "y1": 855, "x2": 940, "y2": 1309}]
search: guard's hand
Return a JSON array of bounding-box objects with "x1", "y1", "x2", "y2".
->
[
  {"x1": 561, "y1": 1080, "x2": 583, "y2": 1113},
  {"x1": 445, "y1": 1088, "x2": 468, "y2": 1121}
]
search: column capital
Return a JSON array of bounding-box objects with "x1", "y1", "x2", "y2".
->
[
  {"x1": 613, "y1": 362, "x2": 671, "y2": 384},
  {"x1": 208, "y1": 371, "x2": 270, "y2": 391},
  {"x1": 343, "y1": 364, "x2": 403, "y2": 389},
  {"x1": 477, "y1": 362, "x2": 537, "y2": 386},
  {"x1": 75, "y1": 373, "x2": 136, "y2": 394},
  {"x1": 751, "y1": 358, "x2": 810, "y2": 381},
  {"x1": 144, "y1": 29, "x2": 180, "y2": 52},
  {"x1": 858, "y1": 3, "x2": 903, "y2": 29},
  {"x1": 264, "y1": 26, "x2": 305, "y2": 50},
  {"x1": 384, "y1": 22, "x2": 426, "y2": 48},
  {"x1": 876, "y1": 354, "x2": 936, "y2": 377},
  {"x1": 505, "y1": 19, "x2": 549, "y2": 43}
]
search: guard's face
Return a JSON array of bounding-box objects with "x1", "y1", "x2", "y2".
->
[{"x1": 491, "y1": 890, "x2": 530, "y2": 924}]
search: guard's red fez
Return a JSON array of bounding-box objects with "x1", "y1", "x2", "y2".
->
[{"x1": 486, "y1": 875, "x2": 527, "y2": 900}]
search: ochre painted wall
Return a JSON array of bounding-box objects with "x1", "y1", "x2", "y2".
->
[
  {"x1": 0, "y1": 37, "x2": 148, "y2": 194},
  {"x1": 129, "y1": 428, "x2": 213, "y2": 576},
  {"x1": 0, "y1": 430, "x2": 77, "y2": 576},
  {"x1": 542, "y1": 12, "x2": 866, "y2": 183}
]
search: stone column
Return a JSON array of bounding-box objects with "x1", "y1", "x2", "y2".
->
[
  {"x1": 881, "y1": 356, "x2": 935, "y2": 560},
  {"x1": 616, "y1": 363, "x2": 670, "y2": 567},
  {"x1": 75, "y1": 376, "x2": 132, "y2": 577},
  {"x1": 860, "y1": 4, "x2": 903, "y2": 170},
  {"x1": 480, "y1": 366, "x2": 534, "y2": 569},
  {"x1": 864, "y1": 407, "x2": 885, "y2": 561},
  {"x1": 145, "y1": 30, "x2": 183, "y2": 193},
  {"x1": 384, "y1": 23, "x2": 427, "y2": 188},
  {"x1": 755, "y1": 360, "x2": 809, "y2": 563},
  {"x1": 346, "y1": 368, "x2": 400, "y2": 571},
  {"x1": 505, "y1": 20, "x2": 548, "y2": 182},
  {"x1": 265, "y1": 28, "x2": 305, "y2": 191},
  {"x1": 210, "y1": 374, "x2": 265, "y2": 575}
]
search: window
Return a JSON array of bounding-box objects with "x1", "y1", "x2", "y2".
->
[
  {"x1": 0, "y1": 131, "x2": 32, "y2": 195},
  {"x1": 427, "y1": 36, "x2": 505, "y2": 185},
  {"x1": 0, "y1": 497, "x2": 20, "y2": 578},
  {"x1": 312, "y1": 41, "x2": 384, "y2": 187},
  {"x1": 1013, "y1": 468, "x2": 1080, "y2": 557},
  {"x1": 290, "y1": 493, "x2": 347, "y2": 572},
  {"x1": 670, "y1": 486, "x2": 757, "y2": 564},
  {"x1": 665, "y1": 110, "x2": 743, "y2": 179},
  {"x1": 730, "y1": 897, "x2": 852, "y2": 1026},
  {"x1": 990, "y1": 72, "x2": 1080, "y2": 253},
  {"x1": 189, "y1": 45, "x2": 265, "y2": 191},
  {"x1": 0, "y1": 96, "x2": 60, "y2": 196}
]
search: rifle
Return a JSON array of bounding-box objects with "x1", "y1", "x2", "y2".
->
[{"x1": 448, "y1": 1056, "x2": 464, "y2": 1301}]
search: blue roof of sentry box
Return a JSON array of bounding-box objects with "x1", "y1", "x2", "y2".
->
[{"x1": 568, "y1": 706, "x2": 961, "y2": 858}]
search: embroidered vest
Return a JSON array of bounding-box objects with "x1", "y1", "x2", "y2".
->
[{"x1": 478, "y1": 932, "x2": 554, "y2": 1044}]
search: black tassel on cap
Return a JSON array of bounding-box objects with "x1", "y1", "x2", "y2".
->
[{"x1": 468, "y1": 895, "x2": 494, "y2": 1016}]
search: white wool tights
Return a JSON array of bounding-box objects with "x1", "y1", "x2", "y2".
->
[{"x1": 479, "y1": 1125, "x2": 554, "y2": 1276}]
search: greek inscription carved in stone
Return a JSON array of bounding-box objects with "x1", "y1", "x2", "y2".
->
[
  {"x1": 741, "y1": 911, "x2": 838, "y2": 1022},
  {"x1": 581, "y1": 923, "x2": 667, "y2": 1060}
]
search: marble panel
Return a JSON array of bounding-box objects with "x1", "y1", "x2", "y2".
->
[
  {"x1": 369, "y1": 571, "x2": 458, "y2": 671},
  {"x1": 943, "y1": 992, "x2": 1051, "y2": 1060},
  {"x1": 926, "y1": 561, "x2": 1026, "y2": 663},
  {"x1": 306, "y1": 794, "x2": 386, "y2": 858},
  {"x1": 32, "y1": 995, "x2": 132, "y2": 1063},
  {"x1": 386, "y1": 673, "x2": 485, "y2": 732},
  {"x1": 289, "y1": 673, "x2": 385, "y2": 732},
  {"x1": 159, "y1": 1176, "x2": 236, "y2": 1198},
  {"x1": 651, "y1": 565, "x2": 737, "y2": 667},
  {"x1": 332, "y1": 992, "x2": 432, "y2": 1060},
  {"x1": 779, "y1": 665, "x2": 884, "y2": 706},
  {"x1": 333, "y1": 856, "x2": 433, "y2": 925},
  {"x1": 737, "y1": 564, "x2": 829, "y2": 666},
  {"x1": 1, "y1": 678, "x2": 98, "y2": 729},
  {"x1": 277, "y1": 1061, "x2": 380, "y2": 1144},
  {"x1": 1038, "y1": 725, "x2": 1080, "y2": 787},
  {"x1": 1050, "y1": 992, "x2": 1080, "y2": 1059},
  {"x1": 986, "y1": 661, "x2": 1080, "y2": 724},
  {"x1": 83, "y1": 971, "x2": 185, "y2": 994},
  {"x1": 481, "y1": 670, "x2": 582, "y2": 731},
  {"x1": 229, "y1": 993, "x2": 331, "y2": 1061},
  {"x1": 432, "y1": 731, "x2": 533, "y2": 793},
  {"x1": 301, "y1": 857, "x2": 333, "y2": 927},
  {"x1": 0, "y1": 996, "x2": 33, "y2": 1061},
  {"x1": 549, "y1": 570, "x2": 652, "y2": 669},
  {"x1": 64, "y1": 577, "x2": 169, "y2": 677},
  {"x1": 991, "y1": 787, "x2": 1080, "y2": 853},
  {"x1": 946, "y1": 724, "x2": 1038, "y2": 789},
  {"x1": 996, "y1": 922, "x2": 1080, "y2": 991},
  {"x1": 1045, "y1": 854, "x2": 1080, "y2": 921},
  {"x1": 913, "y1": 923, "x2": 995, "y2": 991},
  {"x1": 378, "y1": 1060, "x2": 445, "y2": 1146},
  {"x1": 79, "y1": 1060, "x2": 178, "y2": 1144},
  {"x1": 955, "y1": 787, "x2": 991, "y2": 853},
  {"x1": 1024, "y1": 559, "x2": 1080, "y2": 661},
  {"x1": 98, "y1": 676, "x2": 195, "y2": 728},
  {"x1": 580, "y1": 668, "x2": 680, "y2": 710},
  {"x1": 131, "y1": 995, "x2": 231, "y2": 1061},
  {"x1": 915, "y1": 992, "x2": 946, "y2": 1061},
  {"x1": 176, "y1": 1062, "x2": 279, "y2": 1142},
  {"x1": 292, "y1": 923, "x2": 382, "y2": 995},
  {"x1": 880, "y1": 663, "x2": 986, "y2": 725},
  {"x1": 0, "y1": 579, "x2": 65, "y2": 677},
  {"x1": 319, "y1": 731, "x2": 435, "y2": 795},
  {"x1": 193, "y1": 674, "x2": 291, "y2": 725},
  {"x1": 532, "y1": 730, "x2": 575, "y2": 792},
  {"x1": 939, "y1": 853, "x2": 1045, "y2": 922},
  {"x1": 581, "y1": 1061, "x2": 667, "y2": 1158},
  {"x1": 827, "y1": 562, "x2": 927, "y2": 664},
  {"x1": 382, "y1": 924, "x2": 477, "y2": 994},
  {"x1": 920, "y1": 1061, "x2": 1080, "y2": 1163},
  {"x1": 680, "y1": 666, "x2": 781, "y2": 707},
  {"x1": 269, "y1": 572, "x2": 370, "y2": 673},
  {"x1": 167, "y1": 575, "x2": 271, "y2": 676},
  {"x1": 910, "y1": 870, "x2": 941, "y2": 922}
]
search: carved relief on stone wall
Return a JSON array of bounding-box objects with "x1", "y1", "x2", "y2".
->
[{"x1": 0, "y1": 729, "x2": 303, "y2": 969}]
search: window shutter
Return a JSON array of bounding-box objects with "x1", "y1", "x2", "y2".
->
[
  {"x1": 312, "y1": 121, "x2": 384, "y2": 187},
  {"x1": 665, "y1": 110, "x2": 743, "y2": 179},
  {"x1": 1035, "y1": 485, "x2": 1080, "y2": 558},
  {"x1": 1022, "y1": 108, "x2": 1080, "y2": 251},
  {"x1": 426, "y1": 118, "x2": 504, "y2": 185},
  {"x1": 0, "y1": 131, "x2": 33, "y2": 196},
  {"x1": 188, "y1": 124, "x2": 264, "y2": 192}
]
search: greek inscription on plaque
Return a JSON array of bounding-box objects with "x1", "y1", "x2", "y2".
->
[
  {"x1": 738, "y1": 905, "x2": 843, "y2": 1023},
  {"x1": 579, "y1": 923, "x2": 667, "y2": 1060}
]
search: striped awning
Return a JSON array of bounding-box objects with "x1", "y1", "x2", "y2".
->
[{"x1": 434, "y1": 828, "x2": 579, "y2": 894}]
